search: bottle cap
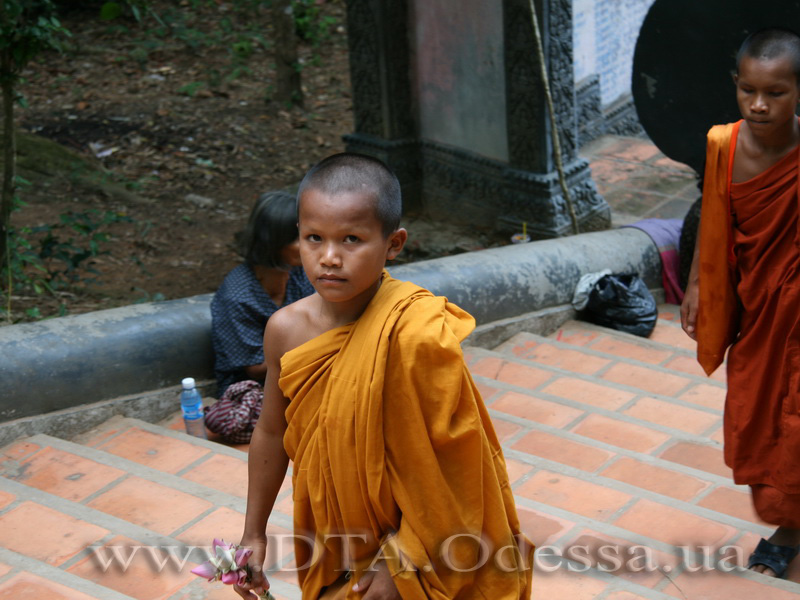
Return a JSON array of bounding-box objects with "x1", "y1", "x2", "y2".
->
[{"x1": 182, "y1": 377, "x2": 196, "y2": 389}]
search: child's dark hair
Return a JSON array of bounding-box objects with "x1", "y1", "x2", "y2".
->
[
  {"x1": 239, "y1": 191, "x2": 298, "y2": 268},
  {"x1": 297, "y1": 152, "x2": 402, "y2": 237},
  {"x1": 736, "y1": 27, "x2": 800, "y2": 84}
]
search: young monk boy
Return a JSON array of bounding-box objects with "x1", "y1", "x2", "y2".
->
[
  {"x1": 681, "y1": 27, "x2": 800, "y2": 578},
  {"x1": 235, "y1": 153, "x2": 533, "y2": 599}
]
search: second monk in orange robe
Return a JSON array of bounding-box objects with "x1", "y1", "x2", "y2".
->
[{"x1": 681, "y1": 28, "x2": 800, "y2": 578}]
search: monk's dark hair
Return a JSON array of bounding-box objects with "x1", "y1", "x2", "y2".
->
[
  {"x1": 297, "y1": 152, "x2": 402, "y2": 237},
  {"x1": 736, "y1": 27, "x2": 800, "y2": 85},
  {"x1": 239, "y1": 191, "x2": 298, "y2": 268}
]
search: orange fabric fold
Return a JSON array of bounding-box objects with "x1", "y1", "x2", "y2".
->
[
  {"x1": 280, "y1": 273, "x2": 533, "y2": 599},
  {"x1": 724, "y1": 138, "x2": 800, "y2": 500},
  {"x1": 696, "y1": 122, "x2": 740, "y2": 375},
  {"x1": 699, "y1": 119, "x2": 800, "y2": 515}
]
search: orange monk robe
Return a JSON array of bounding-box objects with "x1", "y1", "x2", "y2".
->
[
  {"x1": 697, "y1": 120, "x2": 800, "y2": 527},
  {"x1": 696, "y1": 122, "x2": 739, "y2": 376},
  {"x1": 279, "y1": 273, "x2": 533, "y2": 599}
]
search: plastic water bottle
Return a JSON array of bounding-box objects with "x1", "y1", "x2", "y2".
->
[{"x1": 180, "y1": 377, "x2": 207, "y2": 439}]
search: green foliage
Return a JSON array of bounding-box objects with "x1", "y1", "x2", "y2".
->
[
  {"x1": 1, "y1": 197, "x2": 134, "y2": 321},
  {"x1": 98, "y1": 1, "x2": 158, "y2": 24},
  {"x1": 96, "y1": 0, "x2": 335, "y2": 86},
  {"x1": 32, "y1": 209, "x2": 132, "y2": 286},
  {"x1": 0, "y1": 1, "x2": 71, "y2": 81},
  {"x1": 292, "y1": 0, "x2": 336, "y2": 47},
  {"x1": 231, "y1": 38, "x2": 254, "y2": 60},
  {"x1": 1, "y1": 0, "x2": 72, "y2": 313},
  {"x1": 99, "y1": 2, "x2": 123, "y2": 20},
  {"x1": 178, "y1": 80, "x2": 205, "y2": 97}
]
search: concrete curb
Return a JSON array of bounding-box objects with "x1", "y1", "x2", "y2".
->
[
  {"x1": 0, "y1": 295, "x2": 213, "y2": 422},
  {"x1": 0, "y1": 227, "x2": 661, "y2": 425},
  {"x1": 391, "y1": 228, "x2": 661, "y2": 324}
]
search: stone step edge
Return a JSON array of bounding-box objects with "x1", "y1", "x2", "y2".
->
[
  {"x1": 492, "y1": 330, "x2": 719, "y2": 389},
  {"x1": 102, "y1": 422, "x2": 762, "y2": 595},
  {"x1": 0, "y1": 381, "x2": 214, "y2": 451},
  {"x1": 0, "y1": 476, "x2": 205, "y2": 570},
  {"x1": 115, "y1": 419, "x2": 766, "y2": 571},
  {"x1": 656, "y1": 303, "x2": 682, "y2": 317},
  {"x1": 74, "y1": 414, "x2": 248, "y2": 461},
  {"x1": 0, "y1": 477, "x2": 302, "y2": 599},
  {"x1": 513, "y1": 496, "x2": 799, "y2": 597},
  {"x1": 0, "y1": 545, "x2": 136, "y2": 600},
  {"x1": 7, "y1": 432, "x2": 293, "y2": 533},
  {"x1": 503, "y1": 445, "x2": 770, "y2": 542},
  {"x1": 491, "y1": 404, "x2": 733, "y2": 489},
  {"x1": 3, "y1": 431, "x2": 758, "y2": 594},
  {"x1": 469, "y1": 345, "x2": 723, "y2": 437},
  {"x1": 549, "y1": 318, "x2": 695, "y2": 356},
  {"x1": 0, "y1": 459, "x2": 681, "y2": 600},
  {"x1": 6, "y1": 435, "x2": 785, "y2": 596}
]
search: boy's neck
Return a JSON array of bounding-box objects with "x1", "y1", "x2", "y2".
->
[
  {"x1": 315, "y1": 276, "x2": 383, "y2": 328},
  {"x1": 744, "y1": 116, "x2": 800, "y2": 154}
]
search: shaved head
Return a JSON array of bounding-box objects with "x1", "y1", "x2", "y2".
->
[
  {"x1": 737, "y1": 27, "x2": 800, "y2": 85},
  {"x1": 297, "y1": 153, "x2": 402, "y2": 237}
]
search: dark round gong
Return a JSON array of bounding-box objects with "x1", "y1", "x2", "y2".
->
[{"x1": 632, "y1": 0, "x2": 800, "y2": 174}]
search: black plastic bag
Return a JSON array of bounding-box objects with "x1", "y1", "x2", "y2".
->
[{"x1": 582, "y1": 273, "x2": 657, "y2": 338}]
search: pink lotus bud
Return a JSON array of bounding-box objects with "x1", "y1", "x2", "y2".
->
[
  {"x1": 221, "y1": 569, "x2": 240, "y2": 585},
  {"x1": 190, "y1": 561, "x2": 218, "y2": 581},
  {"x1": 235, "y1": 546, "x2": 252, "y2": 568}
]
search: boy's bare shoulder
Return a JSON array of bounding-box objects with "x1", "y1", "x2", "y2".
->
[{"x1": 266, "y1": 295, "x2": 319, "y2": 356}]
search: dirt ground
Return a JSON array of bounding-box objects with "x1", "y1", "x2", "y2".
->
[{"x1": 6, "y1": 0, "x2": 504, "y2": 323}]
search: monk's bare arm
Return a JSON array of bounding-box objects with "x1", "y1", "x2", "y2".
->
[
  {"x1": 236, "y1": 310, "x2": 293, "y2": 598},
  {"x1": 243, "y1": 360, "x2": 268, "y2": 384},
  {"x1": 680, "y1": 227, "x2": 701, "y2": 341}
]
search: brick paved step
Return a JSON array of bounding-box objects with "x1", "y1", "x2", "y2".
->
[
  {"x1": 464, "y1": 348, "x2": 764, "y2": 528},
  {"x1": 0, "y1": 419, "x2": 300, "y2": 600},
  {"x1": 467, "y1": 347, "x2": 724, "y2": 447},
  {"x1": 550, "y1": 318, "x2": 697, "y2": 357},
  {"x1": 2, "y1": 316, "x2": 799, "y2": 599},
  {"x1": 0, "y1": 419, "x2": 693, "y2": 600},
  {"x1": 464, "y1": 317, "x2": 800, "y2": 596},
  {"x1": 0, "y1": 417, "x2": 692, "y2": 600},
  {"x1": 547, "y1": 307, "x2": 724, "y2": 376},
  {"x1": 494, "y1": 330, "x2": 724, "y2": 395}
]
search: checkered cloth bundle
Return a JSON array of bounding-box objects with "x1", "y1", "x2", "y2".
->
[{"x1": 204, "y1": 380, "x2": 263, "y2": 444}]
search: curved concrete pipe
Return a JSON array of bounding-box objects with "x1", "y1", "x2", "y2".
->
[
  {"x1": 0, "y1": 227, "x2": 660, "y2": 421},
  {"x1": 0, "y1": 295, "x2": 214, "y2": 422},
  {"x1": 390, "y1": 228, "x2": 661, "y2": 324}
]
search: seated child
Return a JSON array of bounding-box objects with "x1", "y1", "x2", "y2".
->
[
  {"x1": 208, "y1": 191, "x2": 314, "y2": 442},
  {"x1": 235, "y1": 154, "x2": 533, "y2": 598}
]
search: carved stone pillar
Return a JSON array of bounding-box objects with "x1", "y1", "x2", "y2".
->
[
  {"x1": 342, "y1": 0, "x2": 422, "y2": 212},
  {"x1": 343, "y1": 0, "x2": 610, "y2": 237},
  {"x1": 501, "y1": 0, "x2": 609, "y2": 237}
]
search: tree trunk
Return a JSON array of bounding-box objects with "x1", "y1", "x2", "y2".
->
[
  {"x1": 272, "y1": 0, "x2": 303, "y2": 108},
  {"x1": 0, "y1": 48, "x2": 16, "y2": 276}
]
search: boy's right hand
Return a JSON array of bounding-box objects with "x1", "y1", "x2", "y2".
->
[
  {"x1": 680, "y1": 281, "x2": 699, "y2": 341},
  {"x1": 234, "y1": 534, "x2": 269, "y2": 599}
]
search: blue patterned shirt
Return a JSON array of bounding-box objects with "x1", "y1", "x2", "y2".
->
[{"x1": 210, "y1": 264, "x2": 314, "y2": 396}]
